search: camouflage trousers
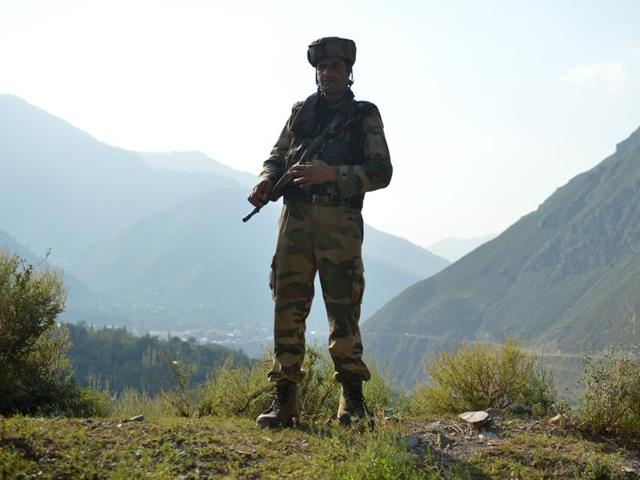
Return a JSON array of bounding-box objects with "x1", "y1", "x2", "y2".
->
[{"x1": 267, "y1": 200, "x2": 371, "y2": 384}]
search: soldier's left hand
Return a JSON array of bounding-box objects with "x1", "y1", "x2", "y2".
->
[{"x1": 290, "y1": 160, "x2": 337, "y2": 188}]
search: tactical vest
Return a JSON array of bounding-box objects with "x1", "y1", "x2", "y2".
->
[{"x1": 283, "y1": 93, "x2": 376, "y2": 209}]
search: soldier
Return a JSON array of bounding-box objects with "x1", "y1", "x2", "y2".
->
[{"x1": 248, "y1": 36, "x2": 392, "y2": 428}]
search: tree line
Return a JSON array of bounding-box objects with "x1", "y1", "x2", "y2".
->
[{"x1": 67, "y1": 322, "x2": 251, "y2": 394}]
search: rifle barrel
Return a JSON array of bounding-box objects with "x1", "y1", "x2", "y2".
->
[{"x1": 242, "y1": 205, "x2": 262, "y2": 223}]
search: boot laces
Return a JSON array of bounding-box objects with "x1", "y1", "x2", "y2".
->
[{"x1": 271, "y1": 381, "x2": 290, "y2": 410}]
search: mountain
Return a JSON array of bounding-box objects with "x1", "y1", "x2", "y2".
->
[
  {"x1": 0, "y1": 95, "x2": 236, "y2": 262},
  {"x1": 364, "y1": 127, "x2": 640, "y2": 388},
  {"x1": 1, "y1": 95, "x2": 448, "y2": 355},
  {"x1": 428, "y1": 234, "x2": 496, "y2": 263}
]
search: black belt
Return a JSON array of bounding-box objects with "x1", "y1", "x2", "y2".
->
[{"x1": 283, "y1": 192, "x2": 362, "y2": 209}]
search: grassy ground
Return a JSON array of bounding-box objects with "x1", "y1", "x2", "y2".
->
[{"x1": 1, "y1": 414, "x2": 638, "y2": 479}]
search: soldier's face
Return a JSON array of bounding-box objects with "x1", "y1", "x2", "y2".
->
[{"x1": 316, "y1": 57, "x2": 349, "y2": 96}]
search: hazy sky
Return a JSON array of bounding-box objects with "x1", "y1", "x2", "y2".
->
[{"x1": 2, "y1": 0, "x2": 639, "y2": 247}]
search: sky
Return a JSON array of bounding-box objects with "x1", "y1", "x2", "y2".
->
[{"x1": 2, "y1": 0, "x2": 640, "y2": 247}]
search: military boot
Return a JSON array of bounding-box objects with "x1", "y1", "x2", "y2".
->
[
  {"x1": 337, "y1": 380, "x2": 374, "y2": 427},
  {"x1": 256, "y1": 380, "x2": 298, "y2": 428}
]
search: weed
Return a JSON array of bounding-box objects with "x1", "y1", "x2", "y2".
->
[
  {"x1": 159, "y1": 349, "x2": 198, "y2": 417},
  {"x1": 110, "y1": 389, "x2": 174, "y2": 419}
]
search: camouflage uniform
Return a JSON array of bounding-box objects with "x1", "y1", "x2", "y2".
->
[{"x1": 259, "y1": 88, "x2": 392, "y2": 385}]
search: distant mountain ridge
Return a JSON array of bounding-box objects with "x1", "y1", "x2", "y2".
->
[
  {"x1": 428, "y1": 234, "x2": 496, "y2": 263},
  {"x1": 364, "y1": 126, "x2": 640, "y2": 387}
]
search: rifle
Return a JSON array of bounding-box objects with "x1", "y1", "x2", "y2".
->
[
  {"x1": 242, "y1": 100, "x2": 350, "y2": 223},
  {"x1": 242, "y1": 171, "x2": 293, "y2": 222}
]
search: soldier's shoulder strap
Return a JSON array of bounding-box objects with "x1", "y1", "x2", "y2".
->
[
  {"x1": 354, "y1": 100, "x2": 377, "y2": 113},
  {"x1": 353, "y1": 100, "x2": 383, "y2": 128}
]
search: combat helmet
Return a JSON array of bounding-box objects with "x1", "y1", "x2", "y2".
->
[{"x1": 307, "y1": 37, "x2": 356, "y2": 67}]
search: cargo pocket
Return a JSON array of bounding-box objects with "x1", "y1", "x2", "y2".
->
[
  {"x1": 269, "y1": 255, "x2": 277, "y2": 301},
  {"x1": 351, "y1": 257, "x2": 365, "y2": 304}
]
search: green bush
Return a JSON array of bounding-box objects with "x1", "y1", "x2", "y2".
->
[
  {"x1": 578, "y1": 349, "x2": 640, "y2": 439},
  {"x1": 198, "y1": 346, "x2": 401, "y2": 422},
  {"x1": 0, "y1": 250, "x2": 105, "y2": 416},
  {"x1": 411, "y1": 338, "x2": 556, "y2": 416}
]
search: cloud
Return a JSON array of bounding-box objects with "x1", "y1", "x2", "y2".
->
[{"x1": 562, "y1": 62, "x2": 626, "y2": 93}]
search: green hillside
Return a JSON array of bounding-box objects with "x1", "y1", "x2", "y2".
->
[{"x1": 364, "y1": 126, "x2": 640, "y2": 388}]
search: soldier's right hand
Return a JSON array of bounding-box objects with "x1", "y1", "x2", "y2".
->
[{"x1": 248, "y1": 179, "x2": 273, "y2": 207}]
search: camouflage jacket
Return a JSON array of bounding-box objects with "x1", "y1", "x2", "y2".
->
[{"x1": 259, "y1": 90, "x2": 392, "y2": 207}]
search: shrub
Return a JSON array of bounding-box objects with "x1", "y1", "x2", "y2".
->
[
  {"x1": 411, "y1": 338, "x2": 556, "y2": 416},
  {"x1": 197, "y1": 354, "x2": 273, "y2": 419},
  {"x1": 0, "y1": 251, "x2": 65, "y2": 364},
  {"x1": 578, "y1": 349, "x2": 640, "y2": 439},
  {"x1": 198, "y1": 345, "x2": 401, "y2": 422},
  {"x1": 0, "y1": 250, "x2": 105, "y2": 416}
]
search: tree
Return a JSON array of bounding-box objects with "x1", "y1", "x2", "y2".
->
[{"x1": 0, "y1": 249, "x2": 81, "y2": 415}]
